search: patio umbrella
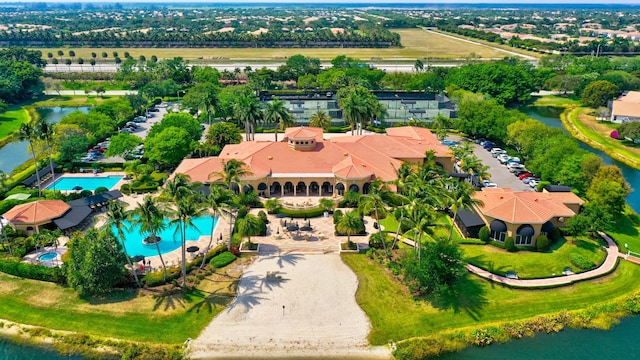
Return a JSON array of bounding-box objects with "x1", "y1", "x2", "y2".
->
[
  {"x1": 186, "y1": 246, "x2": 200, "y2": 253},
  {"x1": 72, "y1": 186, "x2": 83, "y2": 191},
  {"x1": 287, "y1": 225, "x2": 299, "y2": 232},
  {"x1": 132, "y1": 255, "x2": 145, "y2": 263},
  {"x1": 300, "y1": 226, "x2": 312, "y2": 232}
]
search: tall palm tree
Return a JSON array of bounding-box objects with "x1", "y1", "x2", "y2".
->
[
  {"x1": 209, "y1": 159, "x2": 252, "y2": 248},
  {"x1": 309, "y1": 110, "x2": 332, "y2": 130},
  {"x1": 233, "y1": 94, "x2": 262, "y2": 141},
  {"x1": 19, "y1": 123, "x2": 41, "y2": 197},
  {"x1": 105, "y1": 201, "x2": 141, "y2": 288},
  {"x1": 358, "y1": 179, "x2": 394, "y2": 256},
  {"x1": 162, "y1": 173, "x2": 194, "y2": 202},
  {"x1": 402, "y1": 199, "x2": 436, "y2": 261},
  {"x1": 133, "y1": 196, "x2": 168, "y2": 281},
  {"x1": 336, "y1": 210, "x2": 363, "y2": 246},
  {"x1": 200, "y1": 184, "x2": 233, "y2": 269},
  {"x1": 445, "y1": 181, "x2": 483, "y2": 241},
  {"x1": 169, "y1": 194, "x2": 206, "y2": 288},
  {"x1": 262, "y1": 97, "x2": 291, "y2": 142},
  {"x1": 37, "y1": 119, "x2": 56, "y2": 193}
]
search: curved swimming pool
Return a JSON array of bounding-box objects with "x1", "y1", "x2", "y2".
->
[
  {"x1": 38, "y1": 252, "x2": 58, "y2": 261},
  {"x1": 111, "y1": 216, "x2": 217, "y2": 257}
]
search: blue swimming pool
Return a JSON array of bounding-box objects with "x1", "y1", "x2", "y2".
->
[
  {"x1": 112, "y1": 216, "x2": 217, "y2": 257},
  {"x1": 38, "y1": 252, "x2": 57, "y2": 261},
  {"x1": 46, "y1": 175, "x2": 123, "y2": 191}
]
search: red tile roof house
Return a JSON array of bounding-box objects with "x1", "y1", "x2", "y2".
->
[
  {"x1": 171, "y1": 126, "x2": 453, "y2": 197},
  {"x1": 2, "y1": 200, "x2": 70, "y2": 235},
  {"x1": 472, "y1": 188, "x2": 584, "y2": 247}
]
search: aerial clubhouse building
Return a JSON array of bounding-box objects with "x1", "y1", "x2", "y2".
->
[{"x1": 172, "y1": 126, "x2": 453, "y2": 197}]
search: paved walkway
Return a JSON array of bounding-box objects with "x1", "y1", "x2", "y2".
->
[{"x1": 468, "y1": 232, "x2": 620, "y2": 288}]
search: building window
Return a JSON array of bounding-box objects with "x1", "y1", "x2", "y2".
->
[
  {"x1": 490, "y1": 230, "x2": 506, "y2": 242},
  {"x1": 515, "y1": 235, "x2": 532, "y2": 246}
]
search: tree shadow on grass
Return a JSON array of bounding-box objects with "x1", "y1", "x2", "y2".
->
[
  {"x1": 152, "y1": 290, "x2": 187, "y2": 312},
  {"x1": 427, "y1": 274, "x2": 488, "y2": 321},
  {"x1": 615, "y1": 215, "x2": 639, "y2": 237},
  {"x1": 186, "y1": 287, "x2": 236, "y2": 314},
  {"x1": 85, "y1": 288, "x2": 138, "y2": 305}
]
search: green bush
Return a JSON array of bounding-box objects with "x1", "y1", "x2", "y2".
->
[
  {"x1": 120, "y1": 184, "x2": 132, "y2": 195},
  {"x1": 478, "y1": 226, "x2": 490, "y2": 243},
  {"x1": 569, "y1": 252, "x2": 596, "y2": 270},
  {"x1": 141, "y1": 245, "x2": 227, "y2": 287},
  {"x1": 368, "y1": 232, "x2": 391, "y2": 249},
  {"x1": 257, "y1": 210, "x2": 268, "y2": 224},
  {"x1": 94, "y1": 186, "x2": 109, "y2": 194},
  {"x1": 505, "y1": 237, "x2": 516, "y2": 252},
  {"x1": 333, "y1": 209, "x2": 343, "y2": 224},
  {"x1": 277, "y1": 206, "x2": 325, "y2": 218},
  {"x1": 536, "y1": 235, "x2": 550, "y2": 251},
  {"x1": 210, "y1": 251, "x2": 237, "y2": 268},
  {"x1": 0, "y1": 258, "x2": 65, "y2": 283}
]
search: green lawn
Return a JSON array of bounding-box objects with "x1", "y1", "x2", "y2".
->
[
  {"x1": 531, "y1": 95, "x2": 580, "y2": 107},
  {"x1": 342, "y1": 254, "x2": 640, "y2": 345},
  {"x1": 461, "y1": 237, "x2": 607, "y2": 279},
  {"x1": 379, "y1": 214, "x2": 474, "y2": 244},
  {"x1": 607, "y1": 207, "x2": 640, "y2": 254},
  {"x1": 0, "y1": 106, "x2": 28, "y2": 139},
  {"x1": 0, "y1": 260, "x2": 244, "y2": 344}
]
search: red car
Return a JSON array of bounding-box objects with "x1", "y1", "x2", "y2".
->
[{"x1": 518, "y1": 172, "x2": 533, "y2": 180}]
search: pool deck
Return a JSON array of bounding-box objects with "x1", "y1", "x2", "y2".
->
[{"x1": 22, "y1": 236, "x2": 69, "y2": 268}]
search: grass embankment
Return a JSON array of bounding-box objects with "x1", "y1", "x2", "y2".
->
[
  {"x1": 461, "y1": 237, "x2": 607, "y2": 279},
  {"x1": 32, "y1": 29, "x2": 509, "y2": 61},
  {"x1": 0, "y1": 258, "x2": 248, "y2": 345},
  {"x1": 0, "y1": 106, "x2": 29, "y2": 148},
  {"x1": 343, "y1": 254, "x2": 640, "y2": 348}
]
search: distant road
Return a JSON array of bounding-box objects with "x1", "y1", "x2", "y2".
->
[{"x1": 44, "y1": 61, "x2": 462, "y2": 74}]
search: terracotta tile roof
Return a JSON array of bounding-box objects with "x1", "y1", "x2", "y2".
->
[
  {"x1": 613, "y1": 91, "x2": 640, "y2": 118},
  {"x1": 473, "y1": 188, "x2": 583, "y2": 224},
  {"x1": 284, "y1": 127, "x2": 323, "y2": 141},
  {"x1": 3, "y1": 200, "x2": 70, "y2": 224},
  {"x1": 173, "y1": 126, "x2": 449, "y2": 183}
]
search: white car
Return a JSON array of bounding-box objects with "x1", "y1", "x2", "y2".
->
[
  {"x1": 490, "y1": 148, "x2": 505, "y2": 157},
  {"x1": 509, "y1": 164, "x2": 526, "y2": 173},
  {"x1": 529, "y1": 179, "x2": 539, "y2": 188},
  {"x1": 498, "y1": 153, "x2": 511, "y2": 164},
  {"x1": 482, "y1": 180, "x2": 498, "y2": 188}
]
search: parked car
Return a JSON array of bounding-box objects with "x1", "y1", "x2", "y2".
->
[
  {"x1": 498, "y1": 153, "x2": 510, "y2": 164},
  {"x1": 529, "y1": 179, "x2": 539, "y2": 188},
  {"x1": 80, "y1": 154, "x2": 96, "y2": 162},
  {"x1": 156, "y1": 103, "x2": 168, "y2": 108},
  {"x1": 148, "y1": 108, "x2": 159, "y2": 112},
  {"x1": 483, "y1": 141, "x2": 496, "y2": 150},
  {"x1": 518, "y1": 172, "x2": 533, "y2": 180},
  {"x1": 133, "y1": 116, "x2": 146, "y2": 123},
  {"x1": 509, "y1": 164, "x2": 526, "y2": 173},
  {"x1": 523, "y1": 176, "x2": 539, "y2": 184},
  {"x1": 507, "y1": 157, "x2": 521, "y2": 164},
  {"x1": 513, "y1": 169, "x2": 530, "y2": 177},
  {"x1": 119, "y1": 128, "x2": 132, "y2": 133},
  {"x1": 490, "y1": 148, "x2": 504, "y2": 157}
]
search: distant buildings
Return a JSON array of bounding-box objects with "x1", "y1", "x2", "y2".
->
[{"x1": 610, "y1": 91, "x2": 640, "y2": 123}]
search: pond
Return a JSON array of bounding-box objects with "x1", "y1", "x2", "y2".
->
[
  {"x1": 0, "y1": 107, "x2": 90, "y2": 174},
  {"x1": 522, "y1": 106, "x2": 640, "y2": 214},
  {"x1": 0, "y1": 338, "x2": 84, "y2": 360},
  {"x1": 439, "y1": 315, "x2": 640, "y2": 360}
]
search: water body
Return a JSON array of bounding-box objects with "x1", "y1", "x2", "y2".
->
[
  {"x1": 0, "y1": 107, "x2": 90, "y2": 174},
  {"x1": 523, "y1": 106, "x2": 640, "y2": 214},
  {"x1": 439, "y1": 315, "x2": 640, "y2": 360},
  {"x1": 0, "y1": 338, "x2": 83, "y2": 360}
]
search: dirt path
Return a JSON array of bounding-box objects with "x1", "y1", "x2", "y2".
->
[{"x1": 189, "y1": 253, "x2": 391, "y2": 359}]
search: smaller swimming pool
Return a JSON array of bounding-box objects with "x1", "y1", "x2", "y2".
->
[
  {"x1": 38, "y1": 252, "x2": 57, "y2": 261},
  {"x1": 46, "y1": 175, "x2": 123, "y2": 191}
]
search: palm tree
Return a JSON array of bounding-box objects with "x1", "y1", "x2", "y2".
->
[
  {"x1": 200, "y1": 184, "x2": 233, "y2": 269},
  {"x1": 162, "y1": 173, "x2": 194, "y2": 202},
  {"x1": 236, "y1": 213, "x2": 262, "y2": 248},
  {"x1": 169, "y1": 194, "x2": 206, "y2": 288},
  {"x1": 19, "y1": 123, "x2": 41, "y2": 197},
  {"x1": 133, "y1": 196, "x2": 168, "y2": 281},
  {"x1": 262, "y1": 97, "x2": 291, "y2": 142},
  {"x1": 309, "y1": 110, "x2": 332, "y2": 130},
  {"x1": 233, "y1": 94, "x2": 262, "y2": 141},
  {"x1": 402, "y1": 199, "x2": 436, "y2": 261},
  {"x1": 358, "y1": 179, "x2": 395, "y2": 256},
  {"x1": 445, "y1": 181, "x2": 483, "y2": 241},
  {"x1": 336, "y1": 210, "x2": 363, "y2": 247},
  {"x1": 37, "y1": 119, "x2": 56, "y2": 193},
  {"x1": 105, "y1": 201, "x2": 141, "y2": 288}
]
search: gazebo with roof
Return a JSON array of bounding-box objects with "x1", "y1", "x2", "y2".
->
[{"x1": 2, "y1": 200, "x2": 71, "y2": 235}]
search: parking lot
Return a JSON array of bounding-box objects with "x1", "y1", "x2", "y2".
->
[{"x1": 472, "y1": 143, "x2": 534, "y2": 192}]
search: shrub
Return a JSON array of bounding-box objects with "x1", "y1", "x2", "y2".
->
[
  {"x1": 276, "y1": 206, "x2": 325, "y2": 218},
  {"x1": 478, "y1": 226, "x2": 490, "y2": 243},
  {"x1": 94, "y1": 186, "x2": 109, "y2": 194},
  {"x1": 257, "y1": 210, "x2": 268, "y2": 224},
  {"x1": 368, "y1": 232, "x2": 387, "y2": 249},
  {"x1": 505, "y1": 237, "x2": 516, "y2": 252},
  {"x1": 120, "y1": 184, "x2": 132, "y2": 195},
  {"x1": 536, "y1": 235, "x2": 550, "y2": 251},
  {"x1": 0, "y1": 258, "x2": 65, "y2": 283},
  {"x1": 333, "y1": 209, "x2": 343, "y2": 224},
  {"x1": 210, "y1": 251, "x2": 237, "y2": 268},
  {"x1": 569, "y1": 252, "x2": 596, "y2": 270}
]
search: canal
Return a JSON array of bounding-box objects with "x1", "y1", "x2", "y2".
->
[
  {"x1": 523, "y1": 106, "x2": 640, "y2": 214},
  {"x1": 0, "y1": 107, "x2": 90, "y2": 174}
]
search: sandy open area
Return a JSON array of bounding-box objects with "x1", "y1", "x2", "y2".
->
[{"x1": 189, "y1": 253, "x2": 391, "y2": 359}]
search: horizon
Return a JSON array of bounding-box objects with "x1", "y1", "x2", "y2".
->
[{"x1": 1, "y1": 0, "x2": 639, "y2": 4}]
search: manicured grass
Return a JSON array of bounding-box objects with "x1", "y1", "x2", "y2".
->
[
  {"x1": 342, "y1": 254, "x2": 640, "y2": 345},
  {"x1": 531, "y1": 94, "x2": 580, "y2": 107},
  {"x1": 31, "y1": 29, "x2": 517, "y2": 61},
  {"x1": 0, "y1": 260, "x2": 246, "y2": 344},
  {"x1": 31, "y1": 96, "x2": 109, "y2": 107},
  {"x1": 461, "y1": 237, "x2": 607, "y2": 279},
  {"x1": 379, "y1": 213, "x2": 466, "y2": 243},
  {"x1": 607, "y1": 207, "x2": 640, "y2": 254},
  {"x1": 0, "y1": 106, "x2": 29, "y2": 139}
]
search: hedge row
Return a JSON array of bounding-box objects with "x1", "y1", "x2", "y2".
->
[
  {"x1": 0, "y1": 258, "x2": 65, "y2": 284},
  {"x1": 276, "y1": 206, "x2": 326, "y2": 218},
  {"x1": 141, "y1": 244, "x2": 227, "y2": 287}
]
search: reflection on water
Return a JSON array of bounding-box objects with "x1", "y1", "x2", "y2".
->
[
  {"x1": 0, "y1": 107, "x2": 90, "y2": 174},
  {"x1": 523, "y1": 106, "x2": 640, "y2": 213},
  {"x1": 0, "y1": 338, "x2": 84, "y2": 360}
]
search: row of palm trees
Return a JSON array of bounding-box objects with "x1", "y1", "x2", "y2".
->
[
  {"x1": 105, "y1": 159, "x2": 251, "y2": 288},
  {"x1": 18, "y1": 117, "x2": 57, "y2": 196}
]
